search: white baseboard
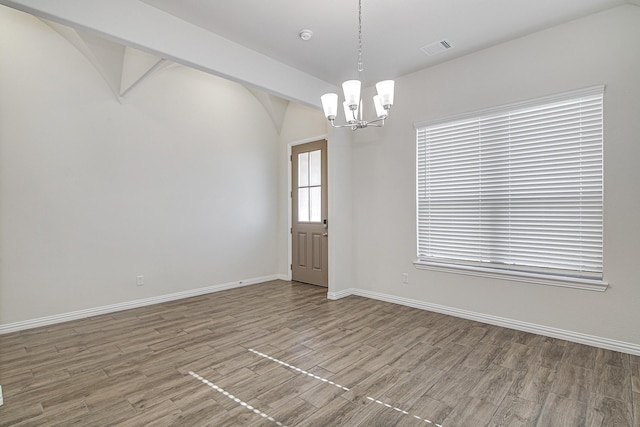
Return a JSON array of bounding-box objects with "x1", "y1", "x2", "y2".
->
[
  {"x1": 5, "y1": 279, "x2": 638, "y2": 356},
  {"x1": 0, "y1": 275, "x2": 280, "y2": 335},
  {"x1": 327, "y1": 288, "x2": 357, "y2": 300},
  {"x1": 329, "y1": 287, "x2": 640, "y2": 356}
]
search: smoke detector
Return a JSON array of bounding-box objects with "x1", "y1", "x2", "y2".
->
[{"x1": 299, "y1": 29, "x2": 313, "y2": 41}]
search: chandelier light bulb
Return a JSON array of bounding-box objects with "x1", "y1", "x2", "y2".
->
[
  {"x1": 321, "y1": 93, "x2": 338, "y2": 120},
  {"x1": 376, "y1": 80, "x2": 395, "y2": 109},
  {"x1": 373, "y1": 95, "x2": 387, "y2": 119},
  {"x1": 343, "y1": 101, "x2": 356, "y2": 124},
  {"x1": 342, "y1": 80, "x2": 361, "y2": 110}
]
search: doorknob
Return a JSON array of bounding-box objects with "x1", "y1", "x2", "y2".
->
[{"x1": 322, "y1": 233, "x2": 328, "y2": 237}]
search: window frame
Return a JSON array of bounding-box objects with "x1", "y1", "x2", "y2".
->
[{"x1": 414, "y1": 86, "x2": 608, "y2": 292}]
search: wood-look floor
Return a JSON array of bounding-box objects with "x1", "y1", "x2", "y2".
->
[{"x1": 1, "y1": 280, "x2": 638, "y2": 426}]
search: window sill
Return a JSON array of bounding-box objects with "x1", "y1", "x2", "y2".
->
[{"x1": 413, "y1": 260, "x2": 609, "y2": 292}]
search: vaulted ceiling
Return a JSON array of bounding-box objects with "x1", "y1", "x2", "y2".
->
[{"x1": 2, "y1": 0, "x2": 638, "y2": 109}]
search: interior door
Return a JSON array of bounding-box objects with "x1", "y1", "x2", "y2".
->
[{"x1": 291, "y1": 140, "x2": 328, "y2": 287}]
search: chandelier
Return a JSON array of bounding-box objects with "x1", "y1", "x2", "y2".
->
[{"x1": 320, "y1": 0, "x2": 395, "y2": 130}]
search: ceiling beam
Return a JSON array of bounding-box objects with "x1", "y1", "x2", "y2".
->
[{"x1": 0, "y1": 0, "x2": 337, "y2": 108}]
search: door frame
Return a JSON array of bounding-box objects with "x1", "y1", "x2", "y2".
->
[{"x1": 287, "y1": 135, "x2": 329, "y2": 283}]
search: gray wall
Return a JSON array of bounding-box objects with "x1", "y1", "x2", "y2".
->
[
  {"x1": 0, "y1": 8, "x2": 284, "y2": 324},
  {"x1": 343, "y1": 5, "x2": 640, "y2": 347}
]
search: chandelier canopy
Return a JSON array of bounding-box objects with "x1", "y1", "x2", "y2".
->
[{"x1": 320, "y1": 0, "x2": 395, "y2": 130}]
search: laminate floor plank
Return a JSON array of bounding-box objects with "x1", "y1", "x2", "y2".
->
[
  {"x1": 266, "y1": 397, "x2": 319, "y2": 426},
  {"x1": 468, "y1": 365, "x2": 519, "y2": 406},
  {"x1": 388, "y1": 341, "x2": 441, "y2": 373},
  {"x1": 255, "y1": 368, "x2": 323, "y2": 409},
  {"x1": 552, "y1": 362, "x2": 594, "y2": 403},
  {"x1": 298, "y1": 373, "x2": 355, "y2": 409},
  {"x1": 586, "y1": 394, "x2": 633, "y2": 427},
  {"x1": 425, "y1": 365, "x2": 487, "y2": 408},
  {"x1": 407, "y1": 393, "x2": 452, "y2": 426},
  {"x1": 0, "y1": 280, "x2": 637, "y2": 426},
  {"x1": 453, "y1": 325, "x2": 490, "y2": 347},
  {"x1": 488, "y1": 395, "x2": 541, "y2": 426},
  {"x1": 632, "y1": 391, "x2": 640, "y2": 427},
  {"x1": 536, "y1": 393, "x2": 587, "y2": 426},
  {"x1": 462, "y1": 341, "x2": 503, "y2": 371},
  {"x1": 630, "y1": 356, "x2": 640, "y2": 394},
  {"x1": 378, "y1": 368, "x2": 442, "y2": 409},
  {"x1": 443, "y1": 396, "x2": 499, "y2": 426},
  {"x1": 494, "y1": 341, "x2": 537, "y2": 371},
  {"x1": 508, "y1": 365, "x2": 556, "y2": 405},
  {"x1": 341, "y1": 365, "x2": 408, "y2": 406},
  {"x1": 563, "y1": 341, "x2": 597, "y2": 370},
  {"x1": 532, "y1": 341, "x2": 566, "y2": 370},
  {"x1": 295, "y1": 395, "x2": 364, "y2": 427}
]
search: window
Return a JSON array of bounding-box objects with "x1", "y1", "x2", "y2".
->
[
  {"x1": 298, "y1": 150, "x2": 322, "y2": 222},
  {"x1": 415, "y1": 86, "x2": 606, "y2": 291}
]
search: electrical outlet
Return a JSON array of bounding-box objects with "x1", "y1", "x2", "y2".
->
[
  {"x1": 136, "y1": 275, "x2": 144, "y2": 286},
  {"x1": 402, "y1": 273, "x2": 409, "y2": 284}
]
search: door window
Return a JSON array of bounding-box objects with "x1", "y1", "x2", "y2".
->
[{"x1": 298, "y1": 150, "x2": 322, "y2": 222}]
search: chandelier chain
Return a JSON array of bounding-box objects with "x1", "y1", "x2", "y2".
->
[{"x1": 357, "y1": 0, "x2": 363, "y2": 72}]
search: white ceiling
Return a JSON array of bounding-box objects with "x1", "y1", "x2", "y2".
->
[
  {"x1": 141, "y1": 0, "x2": 630, "y2": 86},
  {"x1": 2, "y1": 0, "x2": 637, "y2": 107}
]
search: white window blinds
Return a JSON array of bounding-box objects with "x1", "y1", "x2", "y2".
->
[{"x1": 416, "y1": 86, "x2": 604, "y2": 281}]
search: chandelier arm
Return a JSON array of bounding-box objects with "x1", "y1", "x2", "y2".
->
[
  {"x1": 330, "y1": 121, "x2": 361, "y2": 129},
  {"x1": 328, "y1": 118, "x2": 386, "y2": 129},
  {"x1": 366, "y1": 117, "x2": 386, "y2": 126}
]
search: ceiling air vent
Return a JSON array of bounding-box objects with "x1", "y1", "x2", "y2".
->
[{"x1": 420, "y1": 39, "x2": 453, "y2": 56}]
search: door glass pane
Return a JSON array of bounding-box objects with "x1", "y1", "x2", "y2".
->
[
  {"x1": 298, "y1": 188, "x2": 309, "y2": 222},
  {"x1": 309, "y1": 150, "x2": 321, "y2": 186},
  {"x1": 298, "y1": 152, "x2": 309, "y2": 187},
  {"x1": 310, "y1": 186, "x2": 321, "y2": 222}
]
